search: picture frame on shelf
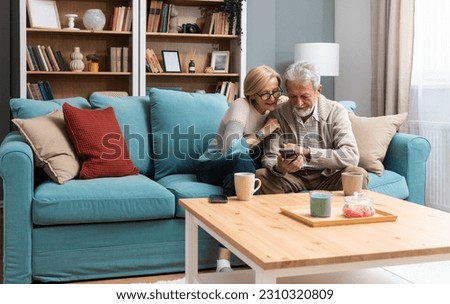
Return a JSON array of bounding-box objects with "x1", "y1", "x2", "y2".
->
[
  {"x1": 161, "y1": 50, "x2": 182, "y2": 73},
  {"x1": 211, "y1": 51, "x2": 230, "y2": 73},
  {"x1": 27, "y1": 0, "x2": 61, "y2": 30}
]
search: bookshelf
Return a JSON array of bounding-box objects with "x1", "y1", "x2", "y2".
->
[
  {"x1": 20, "y1": 0, "x2": 246, "y2": 99},
  {"x1": 140, "y1": 0, "x2": 246, "y2": 96},
  {"x1": 20, "y1": 0, "x2": 139, "y2": 99}
]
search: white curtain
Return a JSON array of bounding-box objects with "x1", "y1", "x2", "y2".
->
[{"x1": 409, "y1": 0, "x2": 450, "y2": 211}]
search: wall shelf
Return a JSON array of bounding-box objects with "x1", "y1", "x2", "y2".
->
[{"x1": 20, "y1": 0, "x2": 246, "y2": 99}]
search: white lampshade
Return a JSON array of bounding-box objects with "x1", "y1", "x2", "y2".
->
[{"x1": 294, "y1": 43, "x2": 339, "y2": 76}]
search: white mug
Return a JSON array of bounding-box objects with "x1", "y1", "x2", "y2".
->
[
  {"x1": 234, "y1": 172, "x2": 262, "y2": 201},
  {"x1": 341, "y1": 172, "x2": 363, "y2": 196}
]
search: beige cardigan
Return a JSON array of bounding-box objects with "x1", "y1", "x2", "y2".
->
[{"x1": 261, "y1": 94, "x2": 360, "y2": 177}]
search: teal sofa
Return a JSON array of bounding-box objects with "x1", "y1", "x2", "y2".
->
[{"x1": 0, "y1": 89, "x2": 431, "y2": 283}]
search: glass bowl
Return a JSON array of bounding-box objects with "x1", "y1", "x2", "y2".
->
[{"x1": 342, "y1": 192, "x2": 375, "y2": 218}]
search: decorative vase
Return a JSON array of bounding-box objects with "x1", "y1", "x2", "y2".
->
[
  {"x1": 70, "y1": 47, "x2": 85, "y2": 72},
  {"x1": 64, "y1": 14, "x2": 80, "y2": 30},
  {"x1": 83, "y1": 9, "x2": 106, "y2": 31}
]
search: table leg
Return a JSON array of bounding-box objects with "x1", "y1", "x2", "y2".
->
[
  {"x1": 185, "y1": 211, "x2": 198, "y2": 284},
  {"x1": 255, "y1": 268, "x2": 277, "y2": 284}
]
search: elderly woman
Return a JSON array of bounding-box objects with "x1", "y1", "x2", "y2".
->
[{"x1": 196, "y1": 65, "x2": 285, "y2": 272}]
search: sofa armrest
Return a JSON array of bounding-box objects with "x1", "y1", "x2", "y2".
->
[
  {"x1": 384, "y1": 133, "x2": 431, "y2": 205},
  {"x1": 0, "y1": 131, "x2": 34, "y2": 283}
]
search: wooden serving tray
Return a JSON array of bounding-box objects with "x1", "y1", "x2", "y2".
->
[{"x1": 280, "y1": 206, "x2": 398, "y2": 227}]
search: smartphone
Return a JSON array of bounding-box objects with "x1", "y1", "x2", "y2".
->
[
  {"x1": 208, "y1": 194, "x2": 228, "y2": 204},
  {"x1": 279, "y1": 148, "x2": 298, "y2": 159}
]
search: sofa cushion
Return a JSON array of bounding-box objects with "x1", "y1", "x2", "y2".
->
[
  {"x1": 149, "y1": 88, "x2": 228, "y2": 180},
  {"x1": 367, "y1": 170, "x2": 409, "y2": 200},
  {"x1": 32, "y1": 174, "x2": 175, "y2": 225},
  {"x1": 12, "y1": 110, "x2": 80, "y2": 184},
  {"x1": 157, "y1": 174, "x2": 223, "y2": 217},
  {"x1": 349, "y1": 112, "x2": 407, "y2": 176},
  {"x1": 10, "y1": 97, "x2": 91, "y2": 119},
  {"x1": 89, "y1": 93, "x2": 153, "y2": 176},
  {"x1": 63, "y1": 103, "x2": 139, "y2": 179}
]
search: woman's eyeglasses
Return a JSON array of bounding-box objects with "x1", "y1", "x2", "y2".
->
[{"x1": 257, "y1": 89, "x2": 283, "y2": 101}]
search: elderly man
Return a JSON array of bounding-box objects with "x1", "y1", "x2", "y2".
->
[{"x1": 256, "y1": 61, "x2": 368, "y2": 194}]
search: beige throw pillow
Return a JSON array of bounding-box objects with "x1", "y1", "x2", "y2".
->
[
  {"x1": 349, "y1": 112, "x2": 407, "y2": 176},
  {"x1": 12, "y1": 110, "x2": 80, "y2": 184}
]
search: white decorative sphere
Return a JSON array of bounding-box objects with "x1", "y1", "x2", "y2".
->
[{"x1": 83, "y1": 9, "x2": 106, "y2": 31}]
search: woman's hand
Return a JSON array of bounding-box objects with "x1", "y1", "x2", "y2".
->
[
  {"x1": 279, "y1": 95, "x2": 289, "y2": 103},
  {"x1": 260, "y1": 118, "x2": 280, "y2": 138}
]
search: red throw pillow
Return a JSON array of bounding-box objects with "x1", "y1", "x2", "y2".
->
[{"x1": 63, "y1": 103, "x2": 138, "y2": 179}]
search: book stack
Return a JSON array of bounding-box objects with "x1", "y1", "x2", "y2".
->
[
  {"x1": 26, "y1": 45, "x2": 68, "y2": 72},
  {"x1": 215, "y1": 81, "x2": 239, "y2": 102},
  {"x1": 147, "y1": 1, "x2": 172, "y2": 33},
  {"x1": 26, "y1": 81, "x2": 55, "y2": 100},
  {"x1": 110, "y1": 6, "x2": 133, "y2": 31},
  {"x1": 203, "y1": 12, "x2": 234, "y2": 35},
  {"x1": 145, "y1": 48, "x2": 163, "y2": 73},
  {"x1": 108, "y1": 47, "x2": 129, "y2": 72}
]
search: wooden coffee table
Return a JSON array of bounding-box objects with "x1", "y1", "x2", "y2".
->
[{"x1": 179, "y1": 191, "x2": 450, "y2": 284}]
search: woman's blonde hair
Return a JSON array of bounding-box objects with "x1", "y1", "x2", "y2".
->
[{"x1": 244, "y1": 65, "x2": 282, "y2": 100}]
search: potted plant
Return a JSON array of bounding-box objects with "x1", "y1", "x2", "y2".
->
[
  {"x1": 86, "y1": 54, "x2": 100, "y2": 72},
  {"x1": 200, "y1": 0, "x2": 244, "y2": 36},
  {"x1": 222, "y1": 0, "x2": 244, "y2": 35}
]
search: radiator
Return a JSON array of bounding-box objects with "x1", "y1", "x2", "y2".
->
[{"x1": 410, "y1": 121, "x2": 450, "y2": 212}]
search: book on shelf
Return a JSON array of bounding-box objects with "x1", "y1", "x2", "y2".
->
[
  {"x1": 116, "y1": 47, "x2": 122, "y2": 72},
  {"x1": 203, "y1": 13, "x2": 215, "y2": 34},
  {"x1": 147, "y1": 1, "x2": 164, "y2": 33},
  {"x1": 158, "y1": 3, "x2": 171, "y2": 33},
  {"x1": 123, "y1": 6, "x2": 133, "y2": 31},
  {"x1": 26, "y1": 47, "x2": 36, "y2": 71},
  {"x1": 27, "y1": 45, "x2": 67, "y2": 72},
  {"x1": 216, "y1": 81, "x2": 239, "y2": 102},
  {"x1": 41, "y1": 45, "x2": 54, "y2": 71},
  {"x1": 46, "y1": 46, "x2": 60, "y2": 72},
  {"x1": 108, "y1": 46, "x2": 130, "y2": 72},
  {"x1": 30, "y1": 46, "x2": 46, "y2": 71},
  {"x1": 122, "y1": 47, "x2": 129, "y2": 72},
  {"x1": 27, "y1": 81, "x2": 54, "y2": 101},
  {"x1": 147, "y1": 1, "x2": 172, "y2": 33},
  {"x1": 55, "y1": 50, "x2": 68, "y2": 71},
  {"x1": 111, "y1": 6, "x2": 132, "y2": 31},
  {"x1": 145, "y1": 48, "x2": 163, "y2": 73},
  {"x1": 207, "y1": 12, "x2": 234, "y2": 35},
  {"x1": 116, "y1": 6, "x2": 125, "y2": 32},
  {"x1": 36, "y1": 45, "x2": 50, "y2": 71}
]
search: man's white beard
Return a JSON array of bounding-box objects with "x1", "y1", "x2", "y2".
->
[{"x1": 293, "y1": 106, "x2": 314, "y2": 118}]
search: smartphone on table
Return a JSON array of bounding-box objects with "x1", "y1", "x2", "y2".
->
[{"x1": 208, "y1": 194, "x2": 228, "y2": 204}]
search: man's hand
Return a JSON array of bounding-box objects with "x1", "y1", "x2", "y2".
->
[{"x1": 275, "y1": 152, "x2": 304, "y2": 174}]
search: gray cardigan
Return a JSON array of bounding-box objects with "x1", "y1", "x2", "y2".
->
[{"x1": 261, "y1": 94, "x2": 360, "y2": 177}]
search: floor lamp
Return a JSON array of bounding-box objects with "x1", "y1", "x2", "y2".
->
[{"x1": 294, "y1": 43, "x2": 339, "y2": 98}]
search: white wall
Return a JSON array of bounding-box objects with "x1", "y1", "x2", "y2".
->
[{"x1": 335, "y1": 0, "x2": 371, "y2": 116}]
